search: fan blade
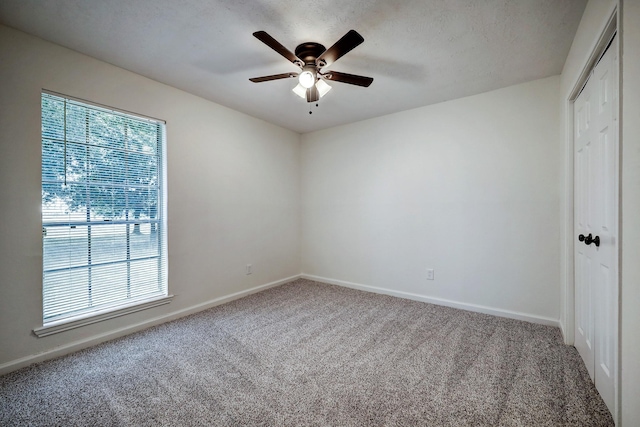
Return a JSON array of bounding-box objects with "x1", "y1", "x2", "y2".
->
[
  {"x1": 317, "y1": 30, "x2": 364, "y2": 67},
  {"x1": 253, "y1": 31, "x2": 302, "y2": 65},
  {"x1": 249, "y1": 72, "x2": 298, "y2": 83},
  {"x1": 306, "y1": 85, "x2": 319, "y2": 102},
  {"x1": 323, "y1": 71, "x2": 373, "y2": 87}
]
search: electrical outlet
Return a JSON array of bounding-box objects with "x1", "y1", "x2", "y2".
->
[
  {"x1": 426, "y1": 269, "x2": 434, "y2": 280},
  {"x1": 246, "y1": 264, "x2": 252, "y2": 275}
]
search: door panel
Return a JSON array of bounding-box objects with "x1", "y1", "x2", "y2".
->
[
  {"x1": 598, "y1": 262, "x2": 613, "y2": 378},
  {"x1": 592, "y1": 37, "x2": 617, "y2": 414}
]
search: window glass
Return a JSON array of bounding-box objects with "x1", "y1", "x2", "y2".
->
[{"x1": 41, "y1": 92, "x2": 167, "y2": 323}]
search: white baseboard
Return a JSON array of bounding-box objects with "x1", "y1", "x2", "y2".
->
[
  {"x1": 559, "y1": 318, "x2": 574, "y2": 345},
  {"x1": 301, "y1": 274, "x2": 559, "y2": 328},
  {"x1": 2, "y1": 273, "x2": 560, "y2": 375},
  {"x1": 0, "y1": 274, "x2": 301, "y2": 376},
  {"x1": 559, "y1": 319, "x2": 567, "y2": 343}
]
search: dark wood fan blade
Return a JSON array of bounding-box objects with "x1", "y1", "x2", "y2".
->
[
  {"x1": 323, "y1": 71, "x2": 373, "y2": 87},
  {"x1": 253, "y1": 31, "x2": 301, "y2": 65},
  {"x1": 316, "y1": 30, "x2": 364, "y2": 67},
  {"x1": 249, "y1": 72, "x2": 298, "y2": 83},
  {"x1": 306, "y1": 85, "x2": 319, "y2": 102}
]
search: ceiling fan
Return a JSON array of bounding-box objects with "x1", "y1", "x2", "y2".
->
[{"x1": 249, "y1": 30, "x2": 373, "y2": 103}]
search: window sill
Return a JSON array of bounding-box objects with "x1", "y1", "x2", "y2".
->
[{"x1": 33, "y1": 295, "x2": 174, "y2": 338}]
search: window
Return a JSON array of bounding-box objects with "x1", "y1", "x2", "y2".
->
[{"x1": 37, "y1": 92, "x2": 169, "y2": 334}]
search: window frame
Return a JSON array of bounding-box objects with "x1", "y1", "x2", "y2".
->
[{"x1": 35, "y1": 91, "x2": 171, "y2": 337}]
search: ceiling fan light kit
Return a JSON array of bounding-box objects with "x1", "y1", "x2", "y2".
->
[{"x1": 250, "y1": 30, "x2": 373, "y2": 105}]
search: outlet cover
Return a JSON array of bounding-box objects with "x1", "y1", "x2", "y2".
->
[
  {"x1": 246, "y1": 264, "x2": 252, "y2": 275},
  {"x1": 427, "y1": 269, "x2": 434, "y2": 280}
]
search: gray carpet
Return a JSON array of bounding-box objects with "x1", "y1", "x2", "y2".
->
[{"x1": 0, "y1": 279, "x2": 613, "y2": 426}]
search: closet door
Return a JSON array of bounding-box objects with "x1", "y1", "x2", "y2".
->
[{"x1": 574, "y1": 35, "x2": 618, "y2": 417}]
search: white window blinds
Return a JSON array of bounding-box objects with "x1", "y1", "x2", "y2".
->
[{"x1": 41, "y1": 92, "x2": 168, "y2": 325}]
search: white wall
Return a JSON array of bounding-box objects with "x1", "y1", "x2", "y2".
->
[
  {"x1": 620, "y1": 1, "x2": 640, "y2": 424},
  {"x1": 0, "y1": 25, "x2": 301, "y2": 369},
  {"x1": 301, "y1": 76, "x2": 561, "y2": 324}
]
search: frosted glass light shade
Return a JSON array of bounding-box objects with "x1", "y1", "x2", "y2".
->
[
  {"x1": 316, "y1": 79, "x2": 332, "y2": 98},
  {"x1": 292, "y1": 83, "x2": 307, "y2": 98},
  {"x1": 298, "y1": 71, "x2": 315, "y2": 88}
]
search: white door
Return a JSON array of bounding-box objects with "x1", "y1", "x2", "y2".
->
[{"x1": 574, "y1": 35, "x2": 618, "y2": 417}]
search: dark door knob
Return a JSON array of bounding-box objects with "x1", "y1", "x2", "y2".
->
[
  {"x1": 583, "y1": 234, "x2": 601, "y2": 247},
  {"x1": 578, "y1": 234, "x2": 586, "y2": 242}
]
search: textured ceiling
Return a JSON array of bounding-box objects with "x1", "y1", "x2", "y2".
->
[{"x1": 0, "y1": 0, "x2": 586, "y2": 134}]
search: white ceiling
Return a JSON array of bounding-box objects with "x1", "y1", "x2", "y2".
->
[{"x1": 0, "y1": 0, "x2": 586, "y2": 134}]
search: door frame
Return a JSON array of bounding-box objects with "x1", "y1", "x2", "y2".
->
[{"x1": 562, "y1": 5, "x2": 619, "y2": 422}]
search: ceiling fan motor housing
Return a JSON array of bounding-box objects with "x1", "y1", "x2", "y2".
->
[{"x1": 294, "y1": 42, "x2": 326, "y2": 66}]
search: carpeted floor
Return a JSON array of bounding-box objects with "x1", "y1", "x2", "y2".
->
[{"x1": 0, "y1": 279, "x2": 613, "y2": 426}]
